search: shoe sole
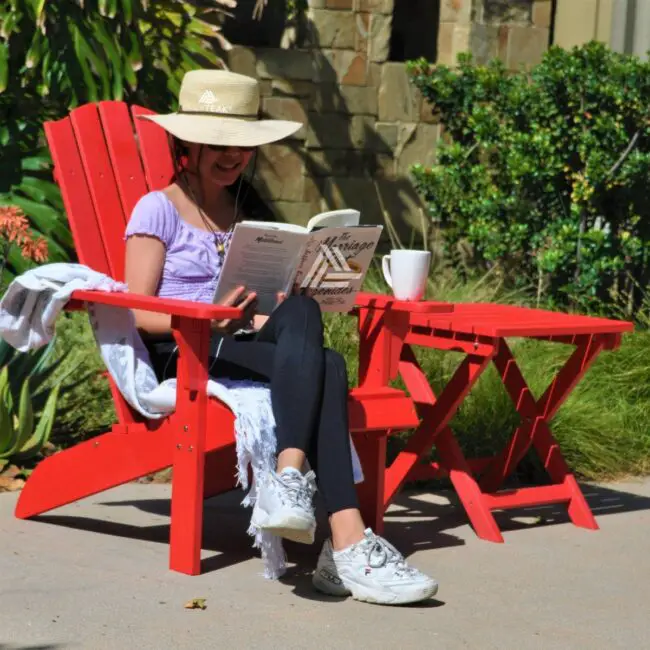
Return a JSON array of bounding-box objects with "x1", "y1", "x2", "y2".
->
[
  {"x1": 313, "y1": 572, "x2": 438, "y2": 605},
  {"x1": 251, "y1": 511, "x2": 315, "y2": 545}
]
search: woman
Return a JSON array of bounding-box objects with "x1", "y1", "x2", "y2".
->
[{"x1": 125, "y1": 69, "x2": 438, "y2": 605}]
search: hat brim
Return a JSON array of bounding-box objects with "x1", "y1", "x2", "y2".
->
[{"x1": 139, "y1": 113, "x2": 302, "y2": 147}]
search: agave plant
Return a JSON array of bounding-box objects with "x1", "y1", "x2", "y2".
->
[
  {"x1": 0, "y1": 334, "x2": 74, "y2": 411},
  {"x1": 0, "y1": 364, "x2": 60, "y2": 467}
]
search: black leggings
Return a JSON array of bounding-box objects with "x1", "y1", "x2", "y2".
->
[{"x1": 144, "y1": 295, "x2": 359, "y2": 515}]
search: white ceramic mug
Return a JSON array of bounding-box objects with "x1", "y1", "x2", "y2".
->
[{"x1": 382, "y1": 249, "x2": 431, "y2": 301}]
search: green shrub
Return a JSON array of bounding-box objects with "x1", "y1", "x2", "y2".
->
[
  {"x1": 408, "y1": 42, "x2": 650, "y2": 315},
  {"x1": 50, "y1": 311, "x2": 115, "y2": 444}
]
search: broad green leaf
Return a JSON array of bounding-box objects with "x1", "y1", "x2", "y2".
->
[
  {"x1": 12, "y1": 384, "x2": 59, "y2": 462},
  {"x1": 125, "y1": 30, "x2": 142, "y2": 76},
  {"x1": 0, "y1": 10, "x2": 19, "y2": 39},
  {"x1": 70, "y1": 22, "x2": 99, "y2": 103},
  {"x1": 30, "y1": 338, "x2": 59, "y2": 376},
  {"x1": 5, "y1": 245, "x2": 32, "y2": 276},
  {"x1": 94, "y1": 22, "x2": 123, "y2": 99},
  {"x1": 15, "y1": 176, "x2": 65, "y2": 212},
  {"x1": 20, "y1": 153, "x2": 51, "y2": 172},
  {"x1": 8, "y1": 379, "x2": 35, "y2": 457},
  {"x1": 121, "y1": 0, "x2": 133, "y2": 24},
  {"x1": 25, "y1": 30, "x2": 45, "y2": 70},
  {"x1": 0, "y1": 379, "x2": 16, "y2": 456},
  {"x1": 26, "y1": 0, "x2": 47, "y2": 23},
  {"x1": 0, "y1": 366, "x2": 11, "y2": 407},
  {"x1": 0, "y1": 42, "x2": 8, "y2": 94},
  {"x1": 0, "y1": 340, "x2": 16, "y2": 369},
  {"x1": 188, "y1": 18, "x2": 220, "y2": 39}
]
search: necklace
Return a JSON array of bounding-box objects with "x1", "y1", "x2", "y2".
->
[
  {"x1": 180, "y1": 175, "x2": 238, "y2": 257},
  {"x1": 214, "y1": 230, "x2": 233, "y2": 257}
]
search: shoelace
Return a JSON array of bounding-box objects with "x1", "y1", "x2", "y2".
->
[
  {"x1": 272, "y1": 471, "x2": 316, "y2": 510},
  {"x1": 361, "y1": 534, "x2": 419, "y2": 578}
]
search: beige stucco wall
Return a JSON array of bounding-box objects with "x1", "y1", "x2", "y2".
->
[{"x1": 553, "y1": 0, "x2": 614, "y2": 48}]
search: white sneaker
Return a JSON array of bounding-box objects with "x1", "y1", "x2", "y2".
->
[
  {"x1": 312, "y1": 528, "x2": 438, "y2": 605},
  {"x1": 251, "y1": 467, "x2": 317, "y2": 544}
]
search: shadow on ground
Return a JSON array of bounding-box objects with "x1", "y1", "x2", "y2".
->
[
  {"x1": 32, "y1": 481, "x2": 650, "y2": 578},
  {"x1": 0, "y1": 645, "x2": 65, "y2": 649}
]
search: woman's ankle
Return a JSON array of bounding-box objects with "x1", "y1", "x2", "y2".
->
[
  {"x1": 329, "y1": 508, "x2": 366, "y2": 551},
  {"x1": 276, "y1": 448, "x2": 306, "y2": 474}
]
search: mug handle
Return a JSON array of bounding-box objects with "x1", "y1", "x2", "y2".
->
[{"x1": 381, "y1": 254, "x2": 393, "y2": 289}]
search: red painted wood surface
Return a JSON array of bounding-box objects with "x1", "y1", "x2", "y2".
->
[
  {"x1": 44, "y1": 116, "x2": 112, "y2": 276},
  {"x1": 131, "y1": 105, "x2": 175, "y2": 190},
  {"x1": 69, "y1": 104, "x2": 129, "y2": 280},
  {"x1": 409, "y1": 303, "x2": 633, "y2": 337},
  {"x1": 69, "y1": 289, "x2": 243, "y2": 320}
]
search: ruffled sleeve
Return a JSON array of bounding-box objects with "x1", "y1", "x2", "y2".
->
[{"x1": 124, "y1": 191, "x2": 178, "y2": 248}]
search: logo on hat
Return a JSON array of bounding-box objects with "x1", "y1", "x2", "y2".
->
[
  {"x1": 197, "y1": 89, "x2": 233, "y2": 114},
  {"x1": 198, "y1": 89, "x2": 218, "y2": 106}
]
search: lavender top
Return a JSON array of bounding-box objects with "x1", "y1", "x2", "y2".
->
[{"x1": 124, "y1": 191, "x2": 232, "y2": 303}]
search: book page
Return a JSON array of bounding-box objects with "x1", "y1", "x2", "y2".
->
[
  {"x1": 213, "y1": 224, "x2": 307, "y2": 315},
  {"x1": 292, "y1": 226, "x2": 383, "y2": 312},
  {"x1": 239, "y1": 220, "x2": 308, "y2": 233},
  {"x1": 307, "y1": 209, "x2": 360, "y2": 231}
]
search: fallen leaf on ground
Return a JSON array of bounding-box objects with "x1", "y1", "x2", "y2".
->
[
  {"x1": 184, "y1": 598, "x2": 207, "y2": 610},
  {"x1": 0, "y1": 476, "x2": 25, "y2": 492}
]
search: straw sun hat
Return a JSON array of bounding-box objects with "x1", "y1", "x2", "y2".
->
[{"x1": 140, "y1": 69, "x2": 302, "y2": 148}]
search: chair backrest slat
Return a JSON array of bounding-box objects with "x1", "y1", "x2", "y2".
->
[
  {"x1": 132, "y1": 106, "x2": 175, "y2": 191},
  {"x1": 69, "y1": 104, "x2": 128, "y2": 280},
  {"x1": 98, "y1": 101, "x2": 150, "y2": 218},
  {"x1": 44, "y1": 117, "x2": 112, "y2": 276},
  {"x1": 45, "y1": 101, "x2": 173, "y2": 281}
]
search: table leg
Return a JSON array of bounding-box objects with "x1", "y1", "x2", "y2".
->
[
  {"x1": 353, "y1": 432, "x2": 388, "y2": 535},
  {"x1": 384, "y1": 346, "x2": 503, "y2": 539},
  {"x1": 479, "y1": 336, "x2": 604, "y2": 531},
  {"x1": 480, "y1": 336, "x2": 604, "y2": 493}
]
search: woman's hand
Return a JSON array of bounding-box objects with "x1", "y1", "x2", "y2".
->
[
  {"x1": 252, "y1": 291, "x2": 287, "y2": 331},
  {"x1": 213, "y1": 285, "x2": 258, "y2": 334}
]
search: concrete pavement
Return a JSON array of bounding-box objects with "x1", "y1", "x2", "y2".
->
[{"x1": 1, "y1": 478, "x2": 649, "y2": 649}]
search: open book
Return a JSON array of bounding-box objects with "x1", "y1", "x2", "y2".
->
[{"x1": 213, "y1": 209, "x2": 383, "y2": 315}]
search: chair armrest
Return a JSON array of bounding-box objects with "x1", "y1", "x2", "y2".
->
[{"x1": 68, "y1": 289, "x2": 243, "y2": 321}]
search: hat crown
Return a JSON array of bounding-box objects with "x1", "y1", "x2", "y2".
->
[{"x1": 178, "y1": 70, "x2": 260, "y2": 117}]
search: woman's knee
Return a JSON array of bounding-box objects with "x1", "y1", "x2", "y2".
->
[{"x1": 277, "y1": 295, "x2": 324, "y2": 338}]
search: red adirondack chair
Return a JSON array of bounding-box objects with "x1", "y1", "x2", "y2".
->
[{"x1": 15, "y1": 101, "x2": 444, "y2": 575}]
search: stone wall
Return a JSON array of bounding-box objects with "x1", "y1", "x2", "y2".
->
[
  {"x1": 439, "y1": 0, "x2": 551, "y2": 67},
  {"x1": 226, "y1": 0, "x2": 552, "y2": 241}
]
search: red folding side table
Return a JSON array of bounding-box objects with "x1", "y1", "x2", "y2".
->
[{"x1": 354, "y1": 297, "x2": 634, "y2": 542}]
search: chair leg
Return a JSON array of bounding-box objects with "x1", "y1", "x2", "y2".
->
[
  {"x1": 203, "y1": 444, "x2": 239, "y2": 500},
  {"x1": 169, "y1": 316, "x2": 211, "y2": 575},
  {"x1": 353, "y1": 432, "x2": 388, "y2": 535},
  {"x1": 169, "y1": 441, "x2": 206, "y2": 576}
]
